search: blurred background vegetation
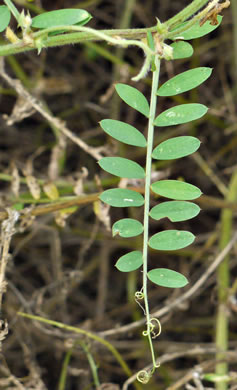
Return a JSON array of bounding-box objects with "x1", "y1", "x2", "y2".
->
[{"x1": 0, "y1": 1, "x2": 236, "y2": 389}]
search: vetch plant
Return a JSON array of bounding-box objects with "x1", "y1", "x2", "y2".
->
[
  {"x1": 98, "y1": 23, "x2": 222, "y2": 385},
  {"x1": 0, "y1": 0, "x2": 230, "y2": 385}
]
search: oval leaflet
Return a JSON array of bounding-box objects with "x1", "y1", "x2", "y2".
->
[
  {"x1": 148, "y1": 268, "x2": 188, "y2": 288},
  {"x1": 150, "y1": 201, "x2": 200, "y2": 222},
  {"x1": 149, "y1": 230, "x2": 195, "y2": 251},
  {"x1": 100, "y1": 119, "x2": 146, "y2": 147},
  {"x1": 99, "y1": 157, "x2": 145, "y2": 179},
  {"x1": 100, "y1": 189, "x2": 144, "y2": 208},
  {"x1": 32, "y1": 9, "x2": 92, "y2": 29},
  {"x1": 157, "y1": 68, "x2": 212, "y2": 96},
  {"x1": 171, "y1": 41, "x2": 194, "y2": 59},
  {"x1": 115, "y1": 84, "x2": 150, "y2": 117},
  {"x1": 115, "y1": 251, "x2": 143, "y2": 272},
  {"x1": 152, "y1": 136, "x2": 200, "y2": 160},
  {"x1": 151, "y1": 180, "x2": 202, "y2": 200},
  {"x1": 154, "y1": 104, "x2": 208, "y2": 127},
  {"x1": 112, "y1": 218, "x2": 143, "y2": 238}
]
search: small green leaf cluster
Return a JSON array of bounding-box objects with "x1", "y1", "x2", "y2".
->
[{"x1": 99, "y1": 65, "x2": 212, "y2": 289}]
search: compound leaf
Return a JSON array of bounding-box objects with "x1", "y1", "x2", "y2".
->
[
  {"x1": 99, "y1": 157, "x2": 145, "y2": 179},
  {"x1": 100, "y1": 188, "x2": 144, "y2": 207},
  {"x1": 32, "y1": 8, "x2": 92, "y2": 29},
  {"x1": 157, "y1": 67, "x2": 212, "y2": 96},
  {"x1": 100, "y1": 119, "x2": 146, "y2": 147},
  {"x1": 112, "y1": 218, "x2": 143, "y2": 238},
  {"x1": 115, "y1": 83, "x2": 149, "y2": 117},
  {"x1": 152, "y1": 136, "x2": 200, "y2": 160},
  {"x1": 151, "y1": 180, "x2": 202, "y2": 200},
  {"x1": 115, "y1": 250, "x2": 143, "y2": 272},
  {"x1": 149, "y1": 230, "x2": 195, "y2": 250},
  {"x1": 154, "y1": 104, "x2": 208, "y2": 127},
  {"x1": 148, "y1": 268, "x2": 188, "y2": 288},
  {"x1": 0, "y1": 6, "x2": 11, "y2": 32},
  {"x1": 150, "y1": 201, "x2": 200, "y2": 222}
]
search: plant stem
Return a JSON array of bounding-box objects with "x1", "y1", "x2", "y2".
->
[
  {"x1": 215, "y1": 171, "x2": 237, "y2": 389},
  {"x1": 3, "y1": 0, "x2": 20, "y2": 21},
  {"x1": 18, "y1": 312, "x2": 142, "y2": 390},
  {"x1": 142, "y1": 55, "x2": 161, "y2": 369},
  {"x1": 80, "y1": 342, "x2": 100, "y2": 388},
  {"x1": 0, "y1": 26, "x2": 155, "y2": 57},
  {"x1": 165, "y1": 0, "x2": 211, "y2": 29},
  {"x1": 58, "y1": 346, "x2": 74, "y2": 390}
]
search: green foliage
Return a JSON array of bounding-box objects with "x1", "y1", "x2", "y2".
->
[
  {"x1": 171, "y1": 15, "x2": 222, "y2": 40},
  {"x1": 152, "y1": 136, "x2": 200, "y2": 160},
  {"x1": 0, "y1": 5, "x2": 11, "y2": 32},
  {"x1": 148, "y1": 230, "x2": 195, "y2": 251},
  {"x1": 98, "y1": 157, "x2": 145, "y2": 179},
  {"x1": 154, "y1": 103, "x2": 208, "y2": 126},
  {"x1": 1, "y1": 0, "x2": 226, "y2": 384},
  {"x1": 171, "y1": 41, "x2": 194, "y2": 59},
  {"x1": 147, "y1": 268, "x2": 188, "y2": 288},
  {"x1": 150, "y1": 201, "x2": 200, "y2": 222},
  {"x1": 100, "y1": 119, "x2": 147, "y2": 147},
  {"x1": 31, "y1": 9, "x2": 92, "y2": 29},
  {"x1": 157, "y1": 67, "x2": 212, "y2": 96},
  {"x1": 115, "y1": 84, "x2": 150, "y2": 117},
  {"x1": 115, "y1": 251, "x2": 143, "y2": 272},
  {"x1": 99, "y1": 188, "x2": 144, "y2": 207},
  {"x1": 112, "y1": 218, "x2": 143, "y2": 238},
  {"x1": 97, "y1": 14, "x2": 217, "y2": 371},
  {"x1": 151, "y1": 180, "x2": 202, "y2": 200}
]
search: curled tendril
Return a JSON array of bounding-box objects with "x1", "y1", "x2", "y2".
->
[
  {"x1": 142, "y1": 317, "x2": 162, "y2": 339},
  {"x1": 135, "y1": 290, "x2": 146, "y2": 314},
  {"x1": 134, "y1": 290, "x2": 144, "y2": 300},
  {"x1": 137, "y1": 369, "x2": 152, "y2": 384},
  {"x1": 150, "y1": 317, "x2": 162, "y2": 339}
]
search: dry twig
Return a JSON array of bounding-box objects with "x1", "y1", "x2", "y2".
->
[{"x1": 0, "y1": 58, "x2": 103, "y2": 161}]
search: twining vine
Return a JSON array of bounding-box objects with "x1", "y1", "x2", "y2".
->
[{"x1": 0, "y1": 0, "x2": 230, "y2": 384}]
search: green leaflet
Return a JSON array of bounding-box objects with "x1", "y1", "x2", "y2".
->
[
  {"x1": 112, "y1": 218, "x2": 143, "y2": 238},
  {"x1": 150, "y1": 201, "x2": 200, "y2": 222},
  {"x1": 100, "y1": 119, "x2": 146, "y2": 147},
  {"x1": 154, "y1": 103, "x2": 208, "y2": 126},
  {"x1": 32, "y1": 8, "x2": 92, "y2": 29},
  {"x1": 98, "y1": 157, "x2": 145, "y2": 179},
  {"x1": 100, "y1": 188, "x2": 144, "y2": 207},
  {"x1": 171, "y1": 16, "x2": 222, "y2": 40},
  {"x1": 151, "y1": 180, "x2": 202, "y2": 200},
  {"x1": 149, "y1": 230, "x2": 195, "y2": 250},
  {"x1": 115, "y1": 83, "x2": 150, "y2": 117},
  {"x1": 203, "y1": 373, "x2": 231, "y2": 383},
  {"x1": 0, "y1": 6, "x2": 11, "y2": 32},
  {"x1": 148, "y1": 268, "x2": 188, "y2": 288},
  {"x1": 152, "y1": 136, "x2": 200, "y2": 160},
  {"x1": 171, "y1": 41, "x2": 194, "y2": 59},
  {"x1": 115, "y1": 251, "x2": 143, "y2": 272},
  {"x1": 157, "y1": 67, "x2": 212, "y2": 96}
]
